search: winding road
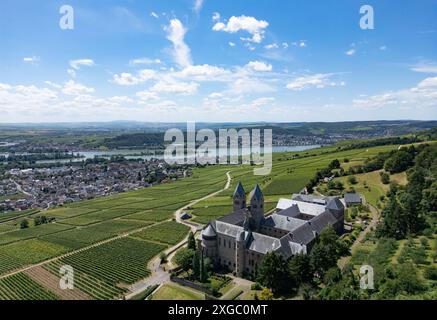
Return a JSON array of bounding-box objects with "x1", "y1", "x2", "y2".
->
[{"x1": 125, "y1": 171, "x2": 232, "y2": 299}]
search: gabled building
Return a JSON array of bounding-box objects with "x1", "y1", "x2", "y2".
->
[{"x1": 199, "y1": 183, "x2": 345, "y2": 277}]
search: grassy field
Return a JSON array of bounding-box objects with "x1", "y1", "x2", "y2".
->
[
  {"x1": 0, "y1": 143, "x2": 412, "y2": 299},
  {"x1": 326, "y1": 170, "x2": 407, "y2": 206},
  {"x1": 151, "y1": 283, "x2": 204, "y2": 300}
]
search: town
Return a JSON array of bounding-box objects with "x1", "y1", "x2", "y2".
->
[{"x1": 0, "y1": 158, "x2": 191, "y2": 212}]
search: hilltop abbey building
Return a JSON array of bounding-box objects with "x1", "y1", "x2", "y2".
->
[{"x1": 199, "y1": 183, "x2": 345, "y2": 277}]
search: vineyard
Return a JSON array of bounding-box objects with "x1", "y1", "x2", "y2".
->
[
  {"x1": 0, "y1": 144, "x2": 406, "y2": 300},
  {"x1": 0, "y1": 273, "x2": 58, "y2": 300},
  {"x1": 131, "y1": 221, "x2": 190, "y2": 245},
  {"x1": 44, "y1": 237, "x2": 166, "y2": 299}
]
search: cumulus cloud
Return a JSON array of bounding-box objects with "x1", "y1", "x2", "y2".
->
[
  {"x1": 62, "y1": 80, "x2": 95, "y2": 96},
  {"x1": 246, "y1": 61, "x2": 272, "y2": 72},
  {"x1": 165, "y1": 19, "x2": 192, "y2": 68},
  {"x1": 178, "y1": 64, "x2": 228, "y2": 81},
  {"x1": 286, "y1": 73, "x2": 345, "y2": 91},
  {"x1": 0, "y1": 83, "x2": 57, "y2": 114},
  {"x1": 111, "y1": 69, "x2": 157, "y2": 86},
  {"x1": 150, "y1": 80, "x2": 198, "y2": 95},
  {"x1": 353, "y1": 77, "x2": 437, "y2": 109},
  {"x1": 212, "y1": 15, "x2": 269, "y2": 43},
  {"x1": 69, "y1": 59, "x2": 95, "y2": 70}
]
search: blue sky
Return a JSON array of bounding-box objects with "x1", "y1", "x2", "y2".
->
[{"x1": 0, "y1": 0, "x2": 436, "y2": 122}]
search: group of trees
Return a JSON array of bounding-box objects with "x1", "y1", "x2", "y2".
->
[
  {"x1": 377, "y1": 144, "x2": 436, "y2": 239},
  {"x1": 306, "y1": 159, "x2": 342, "y2": 193},
  {"x1": 172, "y1": 232, "x2": 213, "y2": 283},
  {"x1": 256, "y1": 227, "x2": 349, "y2": 294}
]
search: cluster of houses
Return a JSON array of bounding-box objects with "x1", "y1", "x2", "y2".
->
[{"x1": 0, "y1": 160, "x2": 189, "y2": 212}]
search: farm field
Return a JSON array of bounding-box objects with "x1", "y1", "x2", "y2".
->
[{"x1": 0, "y1": 143, "x2": 410, "y2": 299}]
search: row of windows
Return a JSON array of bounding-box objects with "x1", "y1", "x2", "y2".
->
[{"x1": 219, "y1": 237, "x2": 236, "y2": 249}]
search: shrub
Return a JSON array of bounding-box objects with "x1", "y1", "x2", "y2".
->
[{"x1": 424, "y1": 266, "x2": 437, "y2": 281}]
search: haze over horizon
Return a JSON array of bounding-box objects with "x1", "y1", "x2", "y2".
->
[{"x1": 0, "y1": 0, "x2": 436, "y2": 123}]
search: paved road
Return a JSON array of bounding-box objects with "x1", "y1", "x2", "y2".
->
[{"x1": 125, "y1": 171, "x2": 232, "y2": 299}]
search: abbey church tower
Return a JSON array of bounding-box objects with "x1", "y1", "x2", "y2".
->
[
  {"x1": 233, "y1": 182, "x2": 246, "y2": 212},
  {"x1": 249, "y1": 184, "x2": 264, "y2": 230}
]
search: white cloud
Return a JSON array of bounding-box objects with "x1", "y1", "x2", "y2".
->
[
  {"x1": 345, "y1": 48, "x2": 356, "y2": 56},
  {"x1": 265, "y1": 43, "x2": 279, "y2": 50},
  {"x1": 136, "y1": 90, "x2": 160, "y2": 101},
  {"x1": 111, "y1": 69, "x2": 157, "y2": 86},
  {"x1": 246, "y1": 61, "x2": 272, "y2": 72},
  {"x1": 23, "y1": 56, "x2": 39, "y2": 65},
  {"x1": 229, "y1": 78, "x2": 275, "y2": 95},
  {"x1": 193, "y1": 0, "x2": 204, "y2": 14},
  {"x1": 286, "y1": 73, "x2": 345, "y2": 91},
  {"x1": 67, "y1": 69, "x2": 76, "y2": 78},
  {"x1": 44, "y1": 81, "x2": 62, "y2": 89},
  {"x1": 0, "y1": 83, "x2": 57, "y2": 114},
  {"x1": 165, "y1": 19, "x2": 192, "y2": 68},
  {"x1": 178, "y1": 64, "x2": 228, "y2": 80},
  {"x1": 62, "y1": 80, "x2": 95, "y2": 96},
  {"x1": 150, "y1": 12, "x2": 159, "y2": 19},
  {"x1": 353, "y1": 77, "x2": 437, "y2": 109},
  {"x1": 212, "y1": 15, "x2": 269, "y2": 43},
  {"x1": 229, "y1": 41, "x2": 236, "y2": 47},
  {"x1": 130, "y1": 58, "x2": 161, "y2": 66},
  {"x1": 150, "y1": 80, "x2": 198, "y2": 95},
  {"x1": 108, "y1": 96, "x2": 134, "y2": 104},
  {"x1": 250, "y1": 97, "x2": 275, "y2": 107},
  {"x1": 212, "y1": 12, "x2": 220, "y2": 22},
  {"x1": 410, "y1": 61, "x2": 437, "y2": 74},
  {"x1": 69, "y1": 59, "x2": 95, "y2": 70}
]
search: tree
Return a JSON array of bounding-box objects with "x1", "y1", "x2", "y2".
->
[
  {"x1": 380, "y1": 172, "x2": 390, "y2": 185},
  {"x1": 384, "y1": 150, "x2": 413, "y2": 174},
  {"x1": 187, "y1": 232, "x2": 196, "y2": 250},
  {"x1": 20, "y1": 219, "x2": 29, "y2": 229},
  {"x1": 329, "y1": 159, "x2": 341, "y2": 170},
  {"x1": 310, "y1": 227, "x2": 344, "y2": 276},
  {"x1": 199, "y1": 250, "x2": 207, "y2": 282},
  {"x1": 288, "y1": 253, "x2": 312, "y2": 285},
  {"x1": 376, "y1": 196, "x2": 408, "y2": 239},
  {"x1": 192, "y1": 251, "x2": 200, "y2": 280},
  {"x1": 348, "y1": 176, "x2": 357, "y2": 185},
  {"x1": 160, "y1": 252, "x2": 168, "y2": 264},
  {"x1": 257, "y1": 252, "x2": 293, "y2": 293},
  {"x1": 173, "y1": 248, "x2": 194, "y2": 271}
]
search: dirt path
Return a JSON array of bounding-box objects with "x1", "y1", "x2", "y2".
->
[
  {"x1": 125, "y1": 171, "x2": 232, "y2": 300},
  {"x1": 338, "y1": 204, "x2": 380, "y2": 269}
]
